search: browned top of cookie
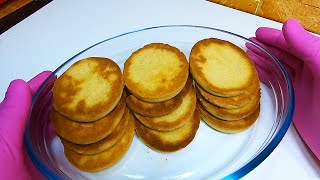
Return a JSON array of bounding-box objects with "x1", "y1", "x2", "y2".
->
[
  {"x1": 124, "y1": 43, "x2": 189, "y2": 102},
  {"x1": 53, "y1": 57, "x2": 123, "y2": 122},
  {"x1": 190, "y1": 38, "x2": 258, "y2": 97}
]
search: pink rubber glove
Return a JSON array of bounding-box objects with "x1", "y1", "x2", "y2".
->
[
  {"x1": 248, "y1": 19, "x2": 320, "y2": 160},
  {"x1": 0, "y1": 71, "x2": 52, "y2": 180}
]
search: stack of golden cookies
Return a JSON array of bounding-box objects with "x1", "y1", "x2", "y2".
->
[
  {"x1": 50, "y1": 57, "x2": 134, "y2": 172},
  {"x1": 124, "y1": 43, "x2": 200, "y2": 152},
  {"x1": 189, "y1": 38, "x2": 261, "y2": 133}
]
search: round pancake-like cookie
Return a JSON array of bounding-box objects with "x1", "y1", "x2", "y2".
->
[
  {"x1": 64, "y1": 113, "x2": 134, "y2": 172},
  {"x1": 53, "y1": 57, "x2": 123, "y2": 122},
  {"x1": 61, "y1": 108, "x2": 130, "y2": 155},
  {"x1": 134, "y1": 83, "x2": 196, "y2": 131},
  {"x1": 195, "y1": 78, "x2": 260, "y2": 109},
  {"x1": 126, "y1": 77, "x2": 192, "y2": 117},
  {"x1": 124, "y1": 43, "x2": 189, "y2": 102},
  {"x1": 135, "y1": 109, "x2": 200, "y2": 152},
  {"x1": 190, "y1": 38, "x2": 258, "y2": 97},
  {"x1": 198, "y1": 91, "x2": 260, "y2": 121},
  {"x1": 50, "y1": 91, "x2": 127, "y2": 145},
  {"x1": 198, "y1": 103, "x2": 260, "y2": 133}
]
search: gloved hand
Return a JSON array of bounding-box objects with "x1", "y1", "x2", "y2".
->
[
  {"x1": 248, "y1": 18, "x2": 320, "y2": 160},
  {"x1": 0, "y1": 71, "x2": 52, "y2": 180}
]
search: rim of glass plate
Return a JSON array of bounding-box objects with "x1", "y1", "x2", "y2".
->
[{"x1": 24, "y1": 25, "x2": 294, "y2": 180}]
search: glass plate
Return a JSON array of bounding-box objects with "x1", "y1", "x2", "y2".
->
[{"x1": 24, "y1": 25, "x2": 294, "y2": 180}]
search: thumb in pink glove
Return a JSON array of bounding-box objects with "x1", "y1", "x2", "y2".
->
[
  {"x1": 0, "y1": 71, "x2": 52, "y2": 180},
  {"x1": 248, "y1": 18, "x2": 320, "y2": 160}
]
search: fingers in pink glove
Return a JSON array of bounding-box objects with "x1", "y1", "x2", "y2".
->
[
  {"x1": 27, "y1": 71, "x2": 55, "y2": 139},
  {"x1": 0, "y1": 71, "x2": 53, "y2": 180},
  {"x1": 247, "y1": 49, "x2": 295, "y2": 83},
  {"x1": 246, "y1": 42, "x2": 296, "y2": 85},
  {"x1": 246, "y1": 50, "x2": 272, "y2": 87},
  {"x1": 256, "y1": 19, "x2": 320, "y2": 71},
  {"x1": 255, "y1": 27, "x2": 290, "y2": 52},
  {"x1": 0, "y1": 71, "x2": 52, "y2": 153},
  {"x1": 0, "y1": 80, "x2": 32, "y2": 150},
  {"x1": 282, "y1": 19, "x2": 320, "y2": 64},
  {"x1": 26, "y1": 71, "x2": 53, "y2": 180},
  {"x1": 28, "y1": 70, "x2": 55, "y2": 111},
  {"x1": 28, "y1": 71, "x2": 53, "y2": 95},
  {"x1": 248, "y1": 37, "x2": 302, "y2": 73},
  {"x1": 253, "y1": 18, "x2": 320, "y2": 161}
]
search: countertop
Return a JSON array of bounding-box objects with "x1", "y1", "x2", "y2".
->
[
  {"x1": 0, "y1": 0, "x2": 32, "y2": 19},
  {"x1": 0, "y1": 0, "x2": 320, "y2": 179},
  {"x1": 208, "y1": 0, "x2": 320, "y2": 34},
  {"x1": 1, "y1": 0, "x2": 319, "y2": 34}
]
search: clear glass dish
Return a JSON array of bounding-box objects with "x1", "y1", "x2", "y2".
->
[{"x1": 24, "y1": 25, "x2": 294, "y2": 180}]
